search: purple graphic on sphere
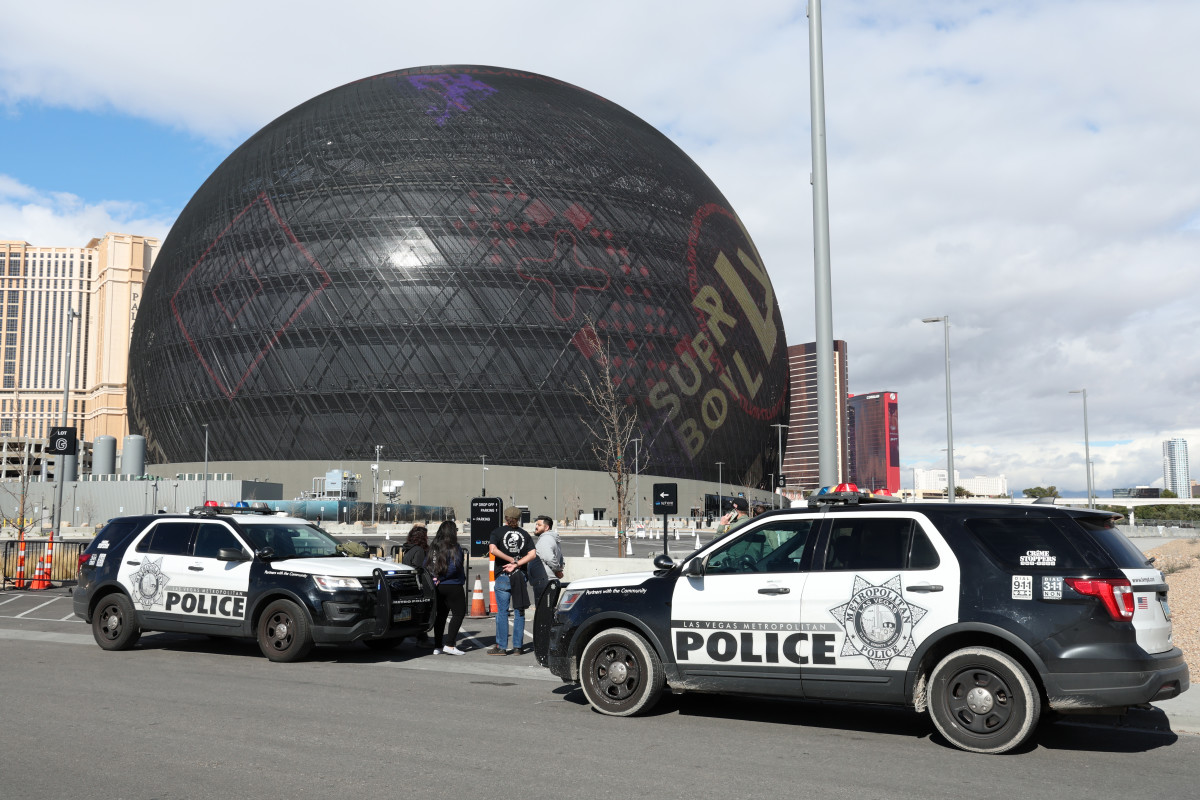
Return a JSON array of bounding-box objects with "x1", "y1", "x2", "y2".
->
[{"x1": 409, "y1": 74, "x2": 498, "y2": 126}]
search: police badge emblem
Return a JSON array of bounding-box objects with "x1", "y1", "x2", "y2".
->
[
  {"x1": 829, "y1": 575, "x2": 927, "y2": 670},
  {"x1": 128, "y1": 556, "x2": 171, "y2": 610}
]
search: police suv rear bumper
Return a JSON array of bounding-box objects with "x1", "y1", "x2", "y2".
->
[{"x1": 1044, "y1": 649, "x2": 1189, "y2": 710}]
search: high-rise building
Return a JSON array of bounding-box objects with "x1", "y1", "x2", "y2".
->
[
  {"x1": 847, "y1": 391, "x2": 899, "y2": 493},
  {"x1": 1162, "y1": 438, "x2": 1191, "y2": 498},
  {"x1": 0, "y1": 234, "x2": 158, "y2": 478},
  {"x1": 781, "y1": 340, "x2": 848, "y2": 498}
]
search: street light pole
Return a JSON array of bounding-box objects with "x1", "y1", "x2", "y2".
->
[
  {"x1": 922, "y1": 316, "x2": 955, "y2": 503},
  {"x1": 52, "y1": 305, "x2": 79, "y2": 533},
  {"x1": 481, "y1": 455, "x2": 487, "y2": 496},
  {"x1": 553, "y1": 466, "x2": 558, "y2": 524},
  {"x1": 1069, "y1": 389, "x2": 1093, "y2": 509},
  {"x1": 631, "y1": 438, "x2": 641, "y2": 523},
  {"x1": 716, "y1": 461, "x2": 725, "y2": 520},
  {"x1": 771, "y1": 423, "x2": 788, "y2": 509},
  {"x1": 202, "y1": 423, "x2": 210, "y2": 505}
]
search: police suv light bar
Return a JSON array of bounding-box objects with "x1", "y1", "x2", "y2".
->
[{"x1": 807, "y1": 483, "x2": 902, "y2": 507}]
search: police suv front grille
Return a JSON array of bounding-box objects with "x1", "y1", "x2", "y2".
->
[{"x1": 386, "y1": 573, "x2": 420, "y2": 594}]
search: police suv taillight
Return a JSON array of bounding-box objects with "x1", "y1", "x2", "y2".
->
[
  {"x1": 1064, "y1": 577, "x2": 1134, "y2": 620},
  {"x1": 557, "y1": 588, "x2": 586, "y2": 612}
]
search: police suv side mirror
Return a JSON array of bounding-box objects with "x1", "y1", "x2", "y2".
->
[
  {"x1": 682, "y1": 557, "x2": 705, "y2": 578},
  {"x1": 652, "y1": 554, "x2": 675, "y2": 574},
  {"x1": 217, "y1": 548, "x2": 251, "y2": 562}
]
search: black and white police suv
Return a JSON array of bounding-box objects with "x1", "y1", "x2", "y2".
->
[
  {"x1": 535, "y1": 487, "x2": 1189, "y2": 754},
  {"x1": 73, "y1": 505, "x2": 435, "y2": 662}
]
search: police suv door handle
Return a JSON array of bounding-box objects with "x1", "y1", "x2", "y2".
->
[
  {"x1": 188, "y1": 566, "x2": 204, "y2": 571},
  {"x1": 757, "y1": 586, "x2": 791, "y2": 595},
  {"x1": 906, "y1": 584, "x2": 943, "y2": 593}
]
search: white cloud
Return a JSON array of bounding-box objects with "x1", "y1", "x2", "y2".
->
[
  {"x1": 0, "y1": 175, "x2": 171, "y2": 246},
  {"x1": 2, "y1": 0, "x2": 1198, "y2": 493}
]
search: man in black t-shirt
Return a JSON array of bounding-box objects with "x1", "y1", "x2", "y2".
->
[{"x1": 487, "y1": 506, "x2": 536, "y2": 655}]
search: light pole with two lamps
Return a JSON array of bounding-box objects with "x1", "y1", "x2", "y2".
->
[{"x1": 202, "y1": 423, "x2": 210, "y2": 505}]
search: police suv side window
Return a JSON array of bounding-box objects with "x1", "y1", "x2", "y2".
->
[
  {"x1": 134, "y1": 522, "x2": 195, "y2": 556},
  {"x1": 192, "y1": 524, "x2": 246, "y2": 559},
  {"x1": 824, "y1": 517, "x2": 939, "y2": 571},
  {"x1": 706, "y1": 520, "x2": 815, "y2": 574}
]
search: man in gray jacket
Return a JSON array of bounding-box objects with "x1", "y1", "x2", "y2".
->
[{"x1": 529, "y1": 514, "x2": 564, "y2": 600}]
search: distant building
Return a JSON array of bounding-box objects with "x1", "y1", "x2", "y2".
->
[
  {"x1": 847, "y1": 391, "x2": 899, "y2": 494},
  {"x1": 1113, "y1": 486, "x2": 1161, "y2": 499},
  {"x1": 913, "y1": 468, "x2": 1008, "y2": 498},
  {"x1": 781, "y1": 340, "x2": 848, "y2": 499},
  {"x1": 1162, "y1": 438, "x2": 1191, "y2": 498},
  {"x1": 0, "y1": 234, "x2": 158, "y2": 480}
]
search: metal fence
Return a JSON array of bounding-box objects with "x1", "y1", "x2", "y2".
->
[{"x1": 1, "y1": 539, "x2": 87, "y2": 587}]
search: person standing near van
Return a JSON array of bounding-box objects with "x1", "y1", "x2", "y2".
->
[
  {"x1": 528, "y1": 514, "x2": 564, "y2": 600},
  {"x1": 487, "y1": 506, "x2": 536, "y2": 655},
  {"x1": 425, "y1": 520, "x2": 467, "y2": 655}
]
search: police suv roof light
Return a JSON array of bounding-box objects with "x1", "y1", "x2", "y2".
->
[{"x1": 807, "y1": 484, "x2": 902, "y2": 508}]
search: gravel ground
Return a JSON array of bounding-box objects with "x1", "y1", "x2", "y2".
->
[{"x1": 1146, "y1": 539, "x2": 1200, "y2": 665}]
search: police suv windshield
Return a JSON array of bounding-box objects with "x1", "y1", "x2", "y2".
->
[{"x1": 240, "y1": 523, "x2": 342, "y2": 558}]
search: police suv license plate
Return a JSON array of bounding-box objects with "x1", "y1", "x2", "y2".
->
[{"x1": 392, "y1": 607, "x2": 412, "y2": 623}]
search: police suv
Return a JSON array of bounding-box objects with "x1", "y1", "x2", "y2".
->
[
  {"x1": 535, "y1": 488, "x2": 1189, "y2": 754},
  {"x1": 74, "y1": 505, "x2": 435, "y2": 662}
]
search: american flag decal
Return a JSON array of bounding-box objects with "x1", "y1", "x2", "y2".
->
[{"x1": 1137, "y1": 596, "x2": 1150, "y2": 610}]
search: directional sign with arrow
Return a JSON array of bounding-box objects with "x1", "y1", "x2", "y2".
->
[{"x1": 652, "y1": 483, "x2": 678, "y2": 515}]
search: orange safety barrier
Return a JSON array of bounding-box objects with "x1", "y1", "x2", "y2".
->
[
  {"x1": 14, "y1": 531, "x2": 26, "y2": 589},
  {"x1": 467, "y1": 576, "x2": 489, "y2": 618}
]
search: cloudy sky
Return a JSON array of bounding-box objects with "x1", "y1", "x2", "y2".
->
[{"x1": 2, "y1": 1, "x2": 1197, "y2": 495}]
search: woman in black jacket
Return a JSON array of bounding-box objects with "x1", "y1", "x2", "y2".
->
[{"x1": 400, "y1": 525, "x2": 430, "y2": 647}]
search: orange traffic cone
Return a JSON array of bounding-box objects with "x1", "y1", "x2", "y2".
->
[
  {"x1": 468, "y1": 577, "x2": 489, "y2": 618},
  {"x1": 28, "y1": 555, "x2": 49, "y2": 591}
]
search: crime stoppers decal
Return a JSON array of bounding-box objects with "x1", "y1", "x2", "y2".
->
[{"x1": 829, "y1": 575, "x2": 927, "y2": 671}]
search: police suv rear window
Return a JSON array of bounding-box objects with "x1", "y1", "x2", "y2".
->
[
  {"x1": 964, "y1": 518, "x2": 1088, "y2": 570},
  {"x1": 85, "y1": 519, "x2": 142, "y2": 554},
  {"x1": 1074, "y1": 516, "x2": 1150, "y2": 569}
]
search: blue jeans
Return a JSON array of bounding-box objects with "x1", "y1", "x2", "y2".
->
[{"x1": 494, "y1": 573, "x2": 524, "y2": 651}]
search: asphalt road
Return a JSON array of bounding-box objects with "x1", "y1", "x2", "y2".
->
[{"x1": 1, "y1": 589, "x2": 1197, "y2": 800}]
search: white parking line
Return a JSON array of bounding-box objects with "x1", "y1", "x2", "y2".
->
[
  {"x1": 15, "y1": 599, "x2": 59, "y2": 618},
  {"x1": 0, "y1": 595, "x2": 22, "y2": 607},
  {"x1": 60, "y1": 613, "x2": 78, "y2": 621}
]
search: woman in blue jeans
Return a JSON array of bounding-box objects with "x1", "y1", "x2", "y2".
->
[{"x1": 425, "y1": 520, "x2": 467, "y2": 655}]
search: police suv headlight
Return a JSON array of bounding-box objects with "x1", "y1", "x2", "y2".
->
[
  {"x1": 557, "y1": 588, "x2": 586, "y2": 612},
  {"x1": 313, "y1": 575, "x2": 364, "y2": 592}
]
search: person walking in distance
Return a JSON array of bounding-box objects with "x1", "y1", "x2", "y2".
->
[
  {"x1": 487, "y1": 506, "x2": 536, "y2": 655},
  {"x1": 528, "y1": 514, "x2": 564, "y2": 601},
  {"x1": 425, "y1": 520, "x2": 467, "y2": 655}
]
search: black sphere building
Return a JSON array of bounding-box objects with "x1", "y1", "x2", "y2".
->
[{"x1": 129, "y1": 66, "x2": 787, "y2": 485}]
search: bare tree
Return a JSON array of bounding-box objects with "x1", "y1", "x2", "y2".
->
[
  {"x1": 572, "y1": 323, "x2": 638, "y2": 557},
  {"x1": 0, "y1": 439, "x2": 36, "y2": 538}
]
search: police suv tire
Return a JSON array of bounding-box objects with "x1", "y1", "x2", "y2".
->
[
  {"x1": 579, "y1": 628, "x2": 665, "y2": 717},
  {"x1": 257, "y1": 599, "x2": 314, "y2": 662},
  {"x1": 928, "y1": 646, "x2": 1041, "y2": 754},
  {"x1": 92, "y1": 593, "x2": 141, "y2": 651}
]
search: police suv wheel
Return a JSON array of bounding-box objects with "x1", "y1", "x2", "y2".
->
[
  {"x1": 257, "y1": 599, "x2": 314, "y2": 662},
  {"x1": 579, "y1": 628, "x2": 665, "y2": 717},
  {"x1": 928, "y1": 647, "x2": 1041, "y2": 754},
  {"x1": 92, "y1": 593, "x2": 141, "y2": 651}
]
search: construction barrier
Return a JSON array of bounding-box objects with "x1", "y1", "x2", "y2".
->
[{"x1": 2, "y1": 539, "x2": 87, "y2": 590}]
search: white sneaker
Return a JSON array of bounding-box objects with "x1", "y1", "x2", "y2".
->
[
  {"x1": 431, "y1": 648, "x2": 442, "y2": 655},
  {"x1": 441, "y1": 645, "x2": 465, "y2": 656}
]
